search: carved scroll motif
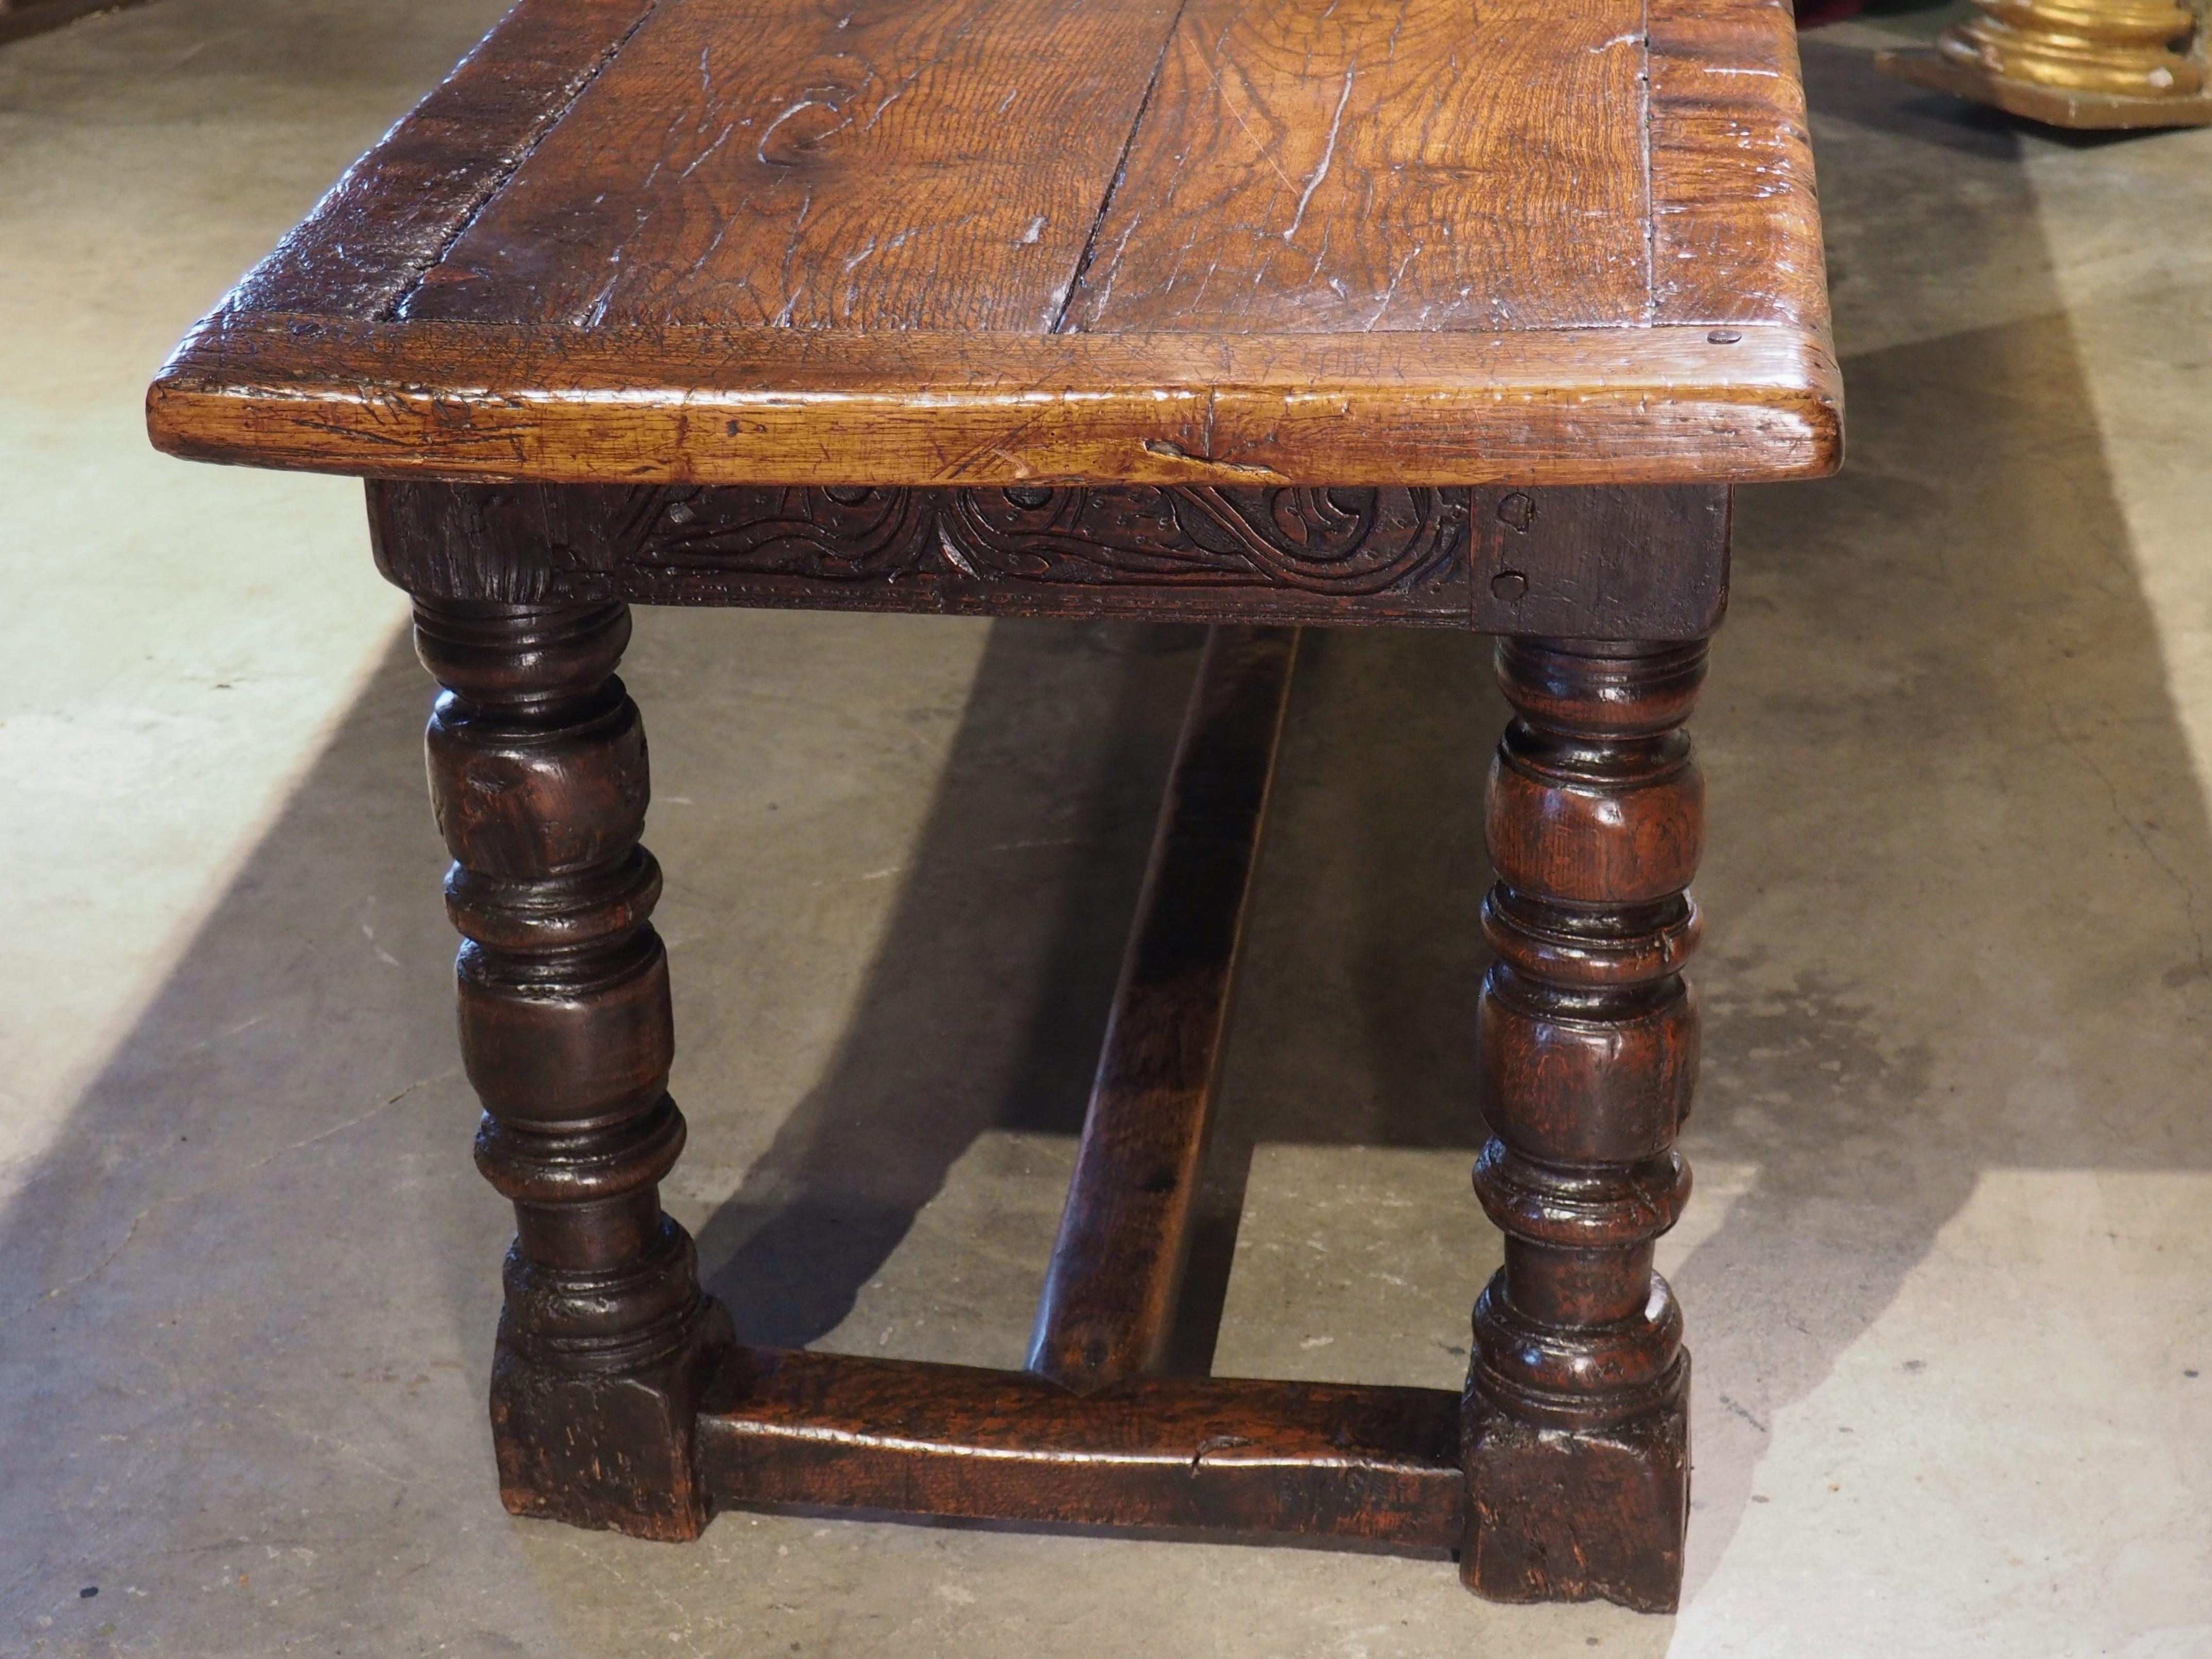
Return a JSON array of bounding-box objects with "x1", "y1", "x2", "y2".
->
[
  {"x1": 368, "y1": 479, "x2": 1730, "y2": 635},
  {"x1": 631, "y1": 486, "x2": 1466, "y2": 597}
]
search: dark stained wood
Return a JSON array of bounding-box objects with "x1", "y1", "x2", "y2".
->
[
  {"x1": 1471, "y1": 486, "x2": 1731, "y2": 641},
  {"x1": 1461, "y1": 637, "x2": 1706, "y2": 1612},
  {"x1": 381, "y1": 496, "x2": 1737, "y2": 1606},
  {"x1": 413, "y1": 598, "x2": 736, "y2": 1540},
  {"x1": 1066, "y1": 0, "x2": 1650, "y2": 335},
  {"x1": 1028, "y1": 626, "x2": 1297, "y2": 1390},
  {"x1": 1462, "y1": 1394, "x2": 1693, "y2": 1606},
  {"x1": 365, "y1": 481, "x2": 1730, "y2": 637},
  {"x1": 367, "y1": 480, "x2": 1468, "y2": 622},
  {"x1": 699, "y1": 1346, "x2": 1466, "y2": 1549},
  {"x1": 142, "y1": 0, "x2": 1841, "y2": 486}
]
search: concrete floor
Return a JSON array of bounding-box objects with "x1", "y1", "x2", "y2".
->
[{"x1": 4, "y1": 1, "x2": 2211, "y2": 1652}]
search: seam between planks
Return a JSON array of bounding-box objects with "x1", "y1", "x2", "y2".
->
[
  {"x1": 1049, "y1": 0, "x2": 1197, "y2": 335},
  {"x1": 1638, "y1": 0, "x2": 1656, "y2": 324},
  {"x1": 384, "y1": 0, "x2": 662, "y2": 322}
]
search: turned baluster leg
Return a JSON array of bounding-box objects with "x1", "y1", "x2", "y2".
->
[
  {"x1": 416, "y1": 598, "x2": 734, "y2": 1541},
  {"x1": 1462, "y1": 636, "x2": 1706, "y2": 1612}
]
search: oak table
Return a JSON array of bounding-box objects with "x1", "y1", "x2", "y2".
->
[{"x1": 147, "y1": 0, "x2": 1840, "y2": 1613}]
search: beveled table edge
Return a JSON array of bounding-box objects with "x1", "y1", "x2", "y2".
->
[{"x1": 147, "y1": 312, "x2": 1843, "y2": 488}]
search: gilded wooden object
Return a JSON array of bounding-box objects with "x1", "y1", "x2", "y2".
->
[{"x1": 1878, "y1": 0, "x2": 2211, "y2": 128}]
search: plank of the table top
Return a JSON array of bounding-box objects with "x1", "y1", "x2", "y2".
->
[
  {"x1": 403, "y1": 0, "x2": 1181, "y2": 332},
  {"x1": 147, "y1": 313, "x2": 1841, "y2": 486},
  {"x1": 211, "y1": 0, "x2": 1827, "y2": 344},
  {"x1": 1649, "y1": 0, "x2": 1827, "y2": 327},
  {"x1": 149, "y1": 0, "x2": 1841, "y2": 482},
  {"x1": 1066, "y1": 0, "x2": 1651, "y2": 335},
  {"x1": 230, "y1": 0, "x2": 659, "y2": 322}
]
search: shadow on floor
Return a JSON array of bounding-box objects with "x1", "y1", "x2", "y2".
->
[
  {"x1": 10, "y1": 312, "x2": 2205, "y2": 1622},
  {"x1": 684, "y1": 619, "x2": 1209, "y2": 1349},
  {"x1": 677, "y1": 608, "x2": 1507, "y2": 1368}
]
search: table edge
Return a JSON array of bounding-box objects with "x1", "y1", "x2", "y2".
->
[{"x1": 145, "y1": 314, "x2": 1843, "y2": 487}]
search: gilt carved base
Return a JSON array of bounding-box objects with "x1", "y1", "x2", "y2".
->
[{"x1": 1877, "y1": 0, "x2": 2211, "y2": 129}]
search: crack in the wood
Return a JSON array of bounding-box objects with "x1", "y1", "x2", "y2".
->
[
  {"x1": 1050, "y1": 0, "x2": 1197, "y2": 334},
  {"x1": 1138, "y1": 437, "x2": 1285, "y2": 480},
  {"x1": 1638, "y1": 0, "x2": 1656, "y2": 323},
  {"x1": 1283, "y1": 60, "x2": 1355, "y2": 246},
  {"x1": 1190, "y1": 1433, "x2": 1255, "y2": 1472},
  {"x1": 386, "y1": 0, "x2": 662, "y2": 322}
]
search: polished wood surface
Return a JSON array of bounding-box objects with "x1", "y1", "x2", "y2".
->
[
  {"x1": 151, "y1": 318, "x2": 1833, "y2": 488},
  {"x1": 415, "y1": 598, "x2": 732, "y2": 1540},
  {"x1": 145, "y1": 0, "x2": 1838, "y2": 486},
  {"x1": 1063, "y1": 0, "x2": 1651, "y2": 335},
  {"x1": 1027, "y1": 626, "x2": 1295, "y2": 1390},
  {"x1": 406, "y1": 0, "x2": 1181, "y2": 333},
  {"x1": 701, "y1": 1347, "x2": 1465, "y2": 1546},
  {"x1": 1463, "y1": 637, "x2": 1706, "y2": 1609}
]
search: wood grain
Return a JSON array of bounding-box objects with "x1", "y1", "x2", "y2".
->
[
  {"x1": 149, "y1": 314, "x2": 1840, "y2": 486},
  {"x1": 1028, "y1": 626, "x2": 1295, "y2": 1390},
  {"x1": 1462, "y1": 636, "x2": 1707, "y2": 1611},
  {"x1": 1067, "y1": 0, "x2": 1651, "y2": 334},
  {"x1": 699, "y1": 1346, "x2": 1466, "y2": 1547},
  {"x1": 414, "y1": 599, "x2": 736, "y2": 1540},
  {"x1": 145, "y1": 0, "x2": 1841, "y2": 485},
  {"x1": 231, "y1": 0, "x2": 660, "y2": 322},
  {"x1": 1471, "y1": 485, "x2": 1732, "y2": 639},
  {"x1": 405, "y1": 0, "x2": 1182, "y2": 331},
  {"x1": 1648, "y1": 0, "x2": 1829, "y2": 328}
]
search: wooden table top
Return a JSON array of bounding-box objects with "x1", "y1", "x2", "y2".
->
[{"x1": 146, "y1": 0, "x2": 1840, "y2": 488}]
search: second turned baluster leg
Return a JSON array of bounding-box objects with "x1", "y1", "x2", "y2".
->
[
  {"x1": 416, "y1": 598, "x2": 734, "y2": 1541},
  {"x1": 1462, "y1": 636, "x2": 1707, "y2": 1612}
]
